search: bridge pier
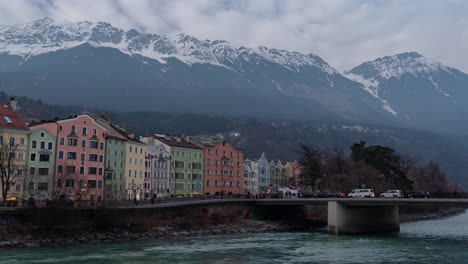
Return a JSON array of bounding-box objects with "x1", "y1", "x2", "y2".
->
[{"x1": 328, "y1": 201, "x2": 400, "y2": 235}]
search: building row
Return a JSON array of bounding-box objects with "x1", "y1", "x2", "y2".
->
[{"x1": 0, "y1": 97, "x2": 301, "y2": 202}]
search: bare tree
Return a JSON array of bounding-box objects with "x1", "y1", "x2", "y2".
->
[{"x1": 0, "y1": 142, "x2": 25, "y2": 205}]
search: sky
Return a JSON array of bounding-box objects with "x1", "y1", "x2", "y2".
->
[{"x1": 0, "y1": 0, "x2": 467, "y2": 72}]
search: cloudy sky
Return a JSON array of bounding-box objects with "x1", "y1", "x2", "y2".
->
[{"x1": 1, "y1": 0, "x2": 467, "y2": 72}]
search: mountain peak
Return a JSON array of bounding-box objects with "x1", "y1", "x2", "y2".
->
[{"x1": 349, "y1": 51, "x2": 454, "y2": 80}]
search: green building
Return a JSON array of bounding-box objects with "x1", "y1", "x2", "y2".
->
[
  {"x1": 94, "y1": 115, "x2": 127, "y2": 200},
  {"x1": 24, "y1": 127, "x2": 56, "y2": 201},
  {"x1": 152, "y1": 135, "x2": 203, "y2": 196}
]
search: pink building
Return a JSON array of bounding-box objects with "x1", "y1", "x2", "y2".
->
[{"x1": 32, "y1": 114, "x2": 107, "y2": 202}]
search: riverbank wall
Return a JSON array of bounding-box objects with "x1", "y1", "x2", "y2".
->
[{"x1": 0, "y1": 202, "x2": 463, "y2": 248}]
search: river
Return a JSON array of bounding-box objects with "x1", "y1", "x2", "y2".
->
[{"x1": 2, "y1": 211, "x2": 468, "y2": 264}]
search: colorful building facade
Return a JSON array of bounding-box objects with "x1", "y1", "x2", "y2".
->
[
  {"x1": 257, "y1": 153, "x2": 271, "y2": 193},
  {"x1": 243, "y1": 159, "x2": 258, "y2": 195},
  {"x1": 24, "y1": 127, "x2": 55, "y2": 200},
  {"x1": 94, "y1": 115, "x2": 127, "y2": 201},
  {"x1": 0, "y1": 97, "x2": 29, "y2": 201},
  {"x1": 124, "y1": 137, "x2": 146, "y2": 200},
  {"x1": 152, "y1": 135, "x2": 204, "y2": 196},
  {"x1": 143, "y1": 139, "x2": 171, "y2": 198},
  {"x1": 191, "y1": 136, "x2": 244, "y2": 195},
  {"x1": 33, "y1": 114, "x2": 107, "y2": 202}
]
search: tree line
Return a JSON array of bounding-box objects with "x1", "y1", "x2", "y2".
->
[{"x1": 298, "y1": 141, "x2": 461, "y2": 196}]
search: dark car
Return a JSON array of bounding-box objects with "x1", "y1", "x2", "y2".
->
[{"x1": 408, "y1": 191, "x2": 430, "y2": 199}]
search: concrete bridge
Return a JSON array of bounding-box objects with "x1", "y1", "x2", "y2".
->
[{"x1": 136, "y1": 198, "x2": 468, "y2": 234}]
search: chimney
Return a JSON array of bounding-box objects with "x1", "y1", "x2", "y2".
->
[
  {"x1": 164, "y1": 135, "x2": 171, "y2": 140},
  {"x1": 9, "y1": 96, "x2": 18, "y2": 112},
  {"x1": 175, "y1": 137, "x2": 182, "y2": 142},
  {"x1": 100, "y1": 113, "x2": 110, "y2": 123},
  {"x1": 185, "y1": 135, "x2": 190, "y2": 142},
  {"x1": 127, "y1": 133, "x2": 134, "y2": 139}
]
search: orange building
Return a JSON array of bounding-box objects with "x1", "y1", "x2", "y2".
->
[{"x1": 190, "y1": 136, "x2": 244, "y2": 195}]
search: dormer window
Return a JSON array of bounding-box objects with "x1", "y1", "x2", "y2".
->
[{"x1": 3, "y1": 116, "x2": 12, "y2": 124}]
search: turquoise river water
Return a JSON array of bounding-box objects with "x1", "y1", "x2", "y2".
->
[{"x1": 2, "y1": 211, "x2": 468, "y2": 264}]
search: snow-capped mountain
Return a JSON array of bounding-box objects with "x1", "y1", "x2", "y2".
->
[
  {"x1": 0, "y1": 17, "x2": 336, "y2": 74},
  {"x1": 347, "y1": 52, "x2": 468, "y2": 133},
  {"x1": 2, "y1": 18, "x2": 468, "y2": 133},
  {"x1": 0, "y1": 18, "x2": 393, "y2": 125}
]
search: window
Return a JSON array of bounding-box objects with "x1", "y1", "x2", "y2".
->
[
  {"x1": 207, "y1": 159, "x2": 211, "y2": 165},
  {"x1": 98, "y1": 168, "x2": 103, "y2": 175},
  {"x1": 57, "y1": 165, "x2": 63, "y2": 173},
  {"x1": 174, "y1": 173, "x2": 184, "y2": 179},
  {"x1": 207, "y1": 169, "x2": 211, "y2": 175},
  {"x1": 98, "y1": 180, "x2": 103, "y2": 188},
  {"x1": 206, "y1": 180, "x2": 210, "y2": 186},
  {"x1": 30, "y1": 153, "x2": 36, "y2": 161},
  {"x1": 60, "y1": 137, "x2": 65, "y2": 145},
  {"x1": 29, "y1": 167, "x2": 35, "y2": 175},
  {"x1": 130, "y1": 146, "x2": 132, "y2": 153},
  {"x1": 58, "y1": 151, "x2": 64, "y2": 159},
  {"x1": 215, "y1": 160, "x2": 219, "y2": 166},
  {"x1": 32, "y1": 140, "x2": 37, "y2": 148},
  {"x1": 9, "y1": 137, "x2": 15, "y2": 147},
  {"x1": 89, "y1": 154, "x2": 98, "y2": 161},
  {"x1": 92, "y1": 129, "x2": 97, "y2": 136},
  {"x1": 65, "y1": 179, "x2": 75, "y2": 188},
  {"x1": 215, "y1": 180, "x2": 218, "y2": 186},
  {"x1": 28, "y1": 182, "x2": 35, "y2": 190},
  {"x1": 90, "y1": 141, "x2": 99, "y2": 149},
  {"x1": 215, "y1": 150, "x2": 219, "y2": 156},
  {"x1": 208, "y1": 149, "x2": 211, "y2": 155},
  {"x1": 40, "y1": 141, "x2": 45, "y2": 149},
  {"x1": 82, "y1": 127, "x2": 87, "y2": 135},
  {"x1": 48, "y1": 142, "x2": 53, "y2": 150},
  {"x1": 175, "y1": 161, "x2": 185, "y2": 168},
  {"x1": 100, "y1": 143, "x2": 104, "y2": 150},
  {"x1": 81, "y1": 153, "x2": 85, "y2": 161},
  {"x1": 39, "y1": 154, "x2": 50, "y2": 162},
  {"x1": 80, "y1": 167, "x2": 85, "y2": 174},
  {"x1": 88, "y1": 167, "x2": 97, "y2": 174},
  {"x1": 68, "y1": 138, "x2": 77, "y2": 146},
  {"x1": 66, "y1": 166, "x2": 75, "y2": 173},
  {"x1": 81, "y1": 140, "x2": 86, "y2": 148},
  {"x1": 71, "y1": 125, "x2": 76, "y2": 133},
  {"x1": 15, "y1": 184, "x2": 21, "y2": 192},
  {"x1": 38, "y1": 182, "x2": 48, "y2": 190},
  {"x1": 192, "y1": 162, "x2": 202, "y2": 169},
  {"x1": 67, "y1": 152, "x2": 76, "y2": 160},
  {"x1": 20, "y1": 138, "x2": 25, "y2": 145},
  {"x1": 38, "y1": 168, "x2": 49, "y2": 175},
  {"x1": 3, "y1": 116, "x2": 13, "y2": 124},
  {"x1": 87, "y1": 180, "x2": 97, "y2": 188},
  {"x1": 192, "y1": 174, "x2": 202, "y2": 180}
]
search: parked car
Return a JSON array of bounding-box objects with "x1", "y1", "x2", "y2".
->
[
  {"x1": 348, "y1": 189, "x2": 375, "y2": 198},
  {"x1": 313, "y1": 191, "x2": 344, "y2": 198},
  {"x1": 380, "y1": 190, "x2": 403, "y2": 198},
  {"x1": 408, "y1": 191, "x2": 430, "y2": 199}
]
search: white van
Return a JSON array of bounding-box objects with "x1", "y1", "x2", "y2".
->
[{"x1": 348, "y1": 189, "x2": 375, "y2": 198}]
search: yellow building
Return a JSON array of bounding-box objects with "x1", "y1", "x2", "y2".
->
[
  {"x1": 0, "y1": 97, "x2": 29, "y2": 202},
  {"x1": 123, "y1": 135, "x2": 146, "y2": 200}
]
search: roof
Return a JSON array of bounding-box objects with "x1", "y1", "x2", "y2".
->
[
  {"x1": 92, "y1": 115, "x2": 127, "y2": 141},
  {"x1": 0, "y1": 102, "x2": 28, "y2": 131},
  {"x1": 154, "y1": 135, "x2": 201, "y2": 150},
  {"x1": 110, "y1": 123, "x2": 144, "y2": 145}
]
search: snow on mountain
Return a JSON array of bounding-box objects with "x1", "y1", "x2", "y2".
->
[
  {"x1": 0, "y1": 17, "x2": 337, "y2": 74},
  {"x1": 345, "y1": 52, "x2": 465, "y2": 108},
  {"x1": 351, "y1": 52, "x2": 458, "y2": 80},
  {"x1": 344, "y1": 72, "x2": 397, "y2": 116}
]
